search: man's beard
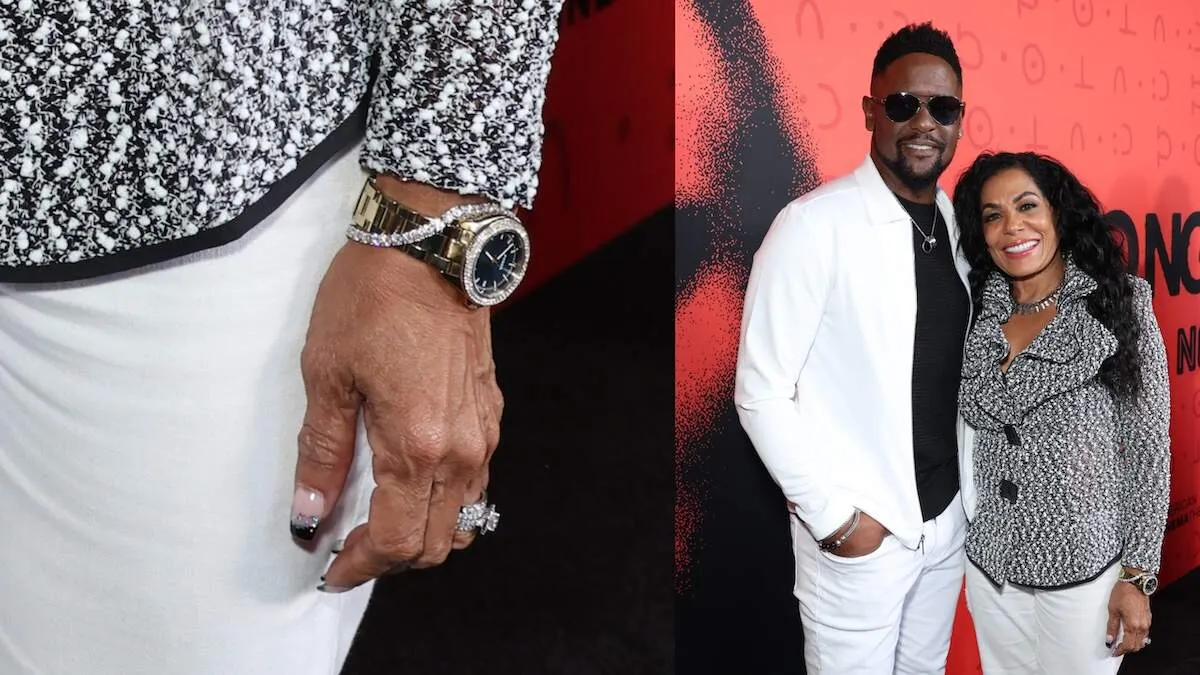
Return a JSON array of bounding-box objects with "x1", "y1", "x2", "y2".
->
[{"x1": 878, "y1": 141, "x2": 947, "y2": 193}]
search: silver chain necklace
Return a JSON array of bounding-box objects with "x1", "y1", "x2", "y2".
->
[
  {"x1": 910, "y1": 207, "x2": 939, "y2": 254},
  {"x1": 1012, "y1": 278, "x2": 1064, "y2": 315}
]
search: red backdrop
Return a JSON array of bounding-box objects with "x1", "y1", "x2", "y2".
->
[
  {"x1": 676, "y1": 1, "x2": 1200, "y2": 672},
  {"x1": 516, "y1": 0, "x2": 673, "y2": 301}
]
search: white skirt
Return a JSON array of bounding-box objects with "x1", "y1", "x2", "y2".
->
[{"x1": 0, "y1": 145, "x2": 379, "y2": 674}]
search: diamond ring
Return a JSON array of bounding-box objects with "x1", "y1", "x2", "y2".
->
[{"x1": 456, "y1": 491, "x2": 500, "y2": 535}]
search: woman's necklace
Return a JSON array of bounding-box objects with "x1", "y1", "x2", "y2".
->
[{"x1": 1011, "y1": 277, "x2": 1064, "y2": 315}]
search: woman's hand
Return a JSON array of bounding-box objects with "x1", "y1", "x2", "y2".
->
[
  {"x1": 1107, "y1": 572, "x2": 1152, "y2": 656},
  {"x1": 293, "y1": 230, "x2": 503, "y2": 592}
]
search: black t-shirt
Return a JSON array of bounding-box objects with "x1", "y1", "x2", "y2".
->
[{"x1": 895, "y1": 193, "x2": 969, "y2": 521}]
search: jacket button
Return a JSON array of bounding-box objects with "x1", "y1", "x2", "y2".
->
[
  {"x1": 999, "y1": 479, "x2": 1019, "y2": 503},
  {"x1": 1003, "y1": 424, "x2": 1021, "y2": 445}
]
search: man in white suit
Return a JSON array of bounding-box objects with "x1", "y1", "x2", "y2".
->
[{"x1": 735, "y1": 22, "x2": 975, "y2": 674}]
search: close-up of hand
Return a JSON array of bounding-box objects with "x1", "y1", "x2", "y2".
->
[
  {"x1": 291, "y1": 212, "x2": 504, "y2": 591},
  {"x1": 1107, "y1": 577, "x2": 1152, "y2": 657}
]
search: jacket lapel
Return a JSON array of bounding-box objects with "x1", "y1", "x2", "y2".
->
[{"x1": 960, "y1": 261, "x2": 1118, "y2": 427}]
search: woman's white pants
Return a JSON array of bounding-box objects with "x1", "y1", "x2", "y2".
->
[
  {"x1": 0, "y1": 145, "x2": 378, "y2": 674},
  {"x1": 965, "y1": 561, "x2": 1125, "y2": 675}
]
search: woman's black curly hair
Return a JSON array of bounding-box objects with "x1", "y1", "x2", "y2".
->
[{"x1": 952, "y1": 151, "x2": 1141, "y2": 399}]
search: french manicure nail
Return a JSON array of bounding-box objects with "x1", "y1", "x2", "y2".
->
[
  {"x1": 332, "y1": 538, "x2": 345, "y2": 554},
  {"x1": 317, "y1": 583, "x2": 353, "y2": 594},
  {"x1": 290, "y1": 486, "x2": 325, "y2": 541}
]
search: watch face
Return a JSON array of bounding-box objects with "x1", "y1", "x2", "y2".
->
[
  {"x1": 1143, "y1": 576, "x2": 1158, "y2": 595},
  {"x1": 463, "y1": 218, "x2": 530, "y2": 306}
]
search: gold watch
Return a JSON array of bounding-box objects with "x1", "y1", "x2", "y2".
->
[
  {"x1": 1118, "y1": 568, "x2": 1159, "y2": 596},
  {"x1": 348, "y1": 175, "x2": 531, "y2": 308}
]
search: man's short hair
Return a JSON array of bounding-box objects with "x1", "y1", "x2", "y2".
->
[{"x1": 872, "y1": 22, "x2": 962, "y2": 83}]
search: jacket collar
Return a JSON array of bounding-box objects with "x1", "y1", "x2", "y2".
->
[
  {"x1": 960, "y1": 258, "x2": 1116, "y2": 427},
  {"x1": 978, "y1": 257, "x2": 1098, "y2": 322},
  {"x1": 852, "y1": 153, "x2": 954, "y2": 229}
]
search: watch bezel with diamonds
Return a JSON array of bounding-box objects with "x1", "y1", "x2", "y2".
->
[
  {"x1": 347, "y1": 176, "x2": 531, "y2": 308},
  {"x1": 1138, "y1": 574, "x2": 1159, "y2": 596},
  {"x1": 460, "y1": 215, "x2": 531, "y2": 307}
]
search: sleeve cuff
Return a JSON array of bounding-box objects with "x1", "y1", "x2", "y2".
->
[
  {"x1": 1121, "y1": 540, "x2": 1163, "y2": 575},
  {"x1": 1120, "y1": 554, "x2": 1161, "y2": 576},
  {"x1": 799, "y1": 497, "x2": 858, "y2": 542}
]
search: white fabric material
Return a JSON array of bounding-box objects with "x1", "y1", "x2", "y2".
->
[
  {"x1": 734, "y1": 154, "x2": 976, "y2": 548},
  {"x1": 792, "y1": 491, "x2": 968, "y2": 674},
  {"x1": 965, "y1": 561, "x2": 1124, "y2": 675},
  {"x1": 0, "y1": 144, "x2": 378, "y2": 674}
]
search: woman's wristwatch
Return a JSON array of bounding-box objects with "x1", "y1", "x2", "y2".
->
[
  {"x1": 1118, "y1": 568, "x2": 1159, "y2": 596},
  {"x1": 347, "y1": 175, "x2": 531, "y2": 308}
]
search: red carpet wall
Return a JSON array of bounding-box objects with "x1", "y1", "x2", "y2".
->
[
  {"x1": 676, "y1": 1, "x2": 1200, "y2": 673},
  {"x1": 514, "y1": 0, "x2": 672, "y2": 301}
]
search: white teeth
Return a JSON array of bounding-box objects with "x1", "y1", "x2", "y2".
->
[
  {"x1": 1004, "y1": 240, "x2": 1038, "y2": 253},
  {"x1": 904, "y1": 143, "x2": 934, "y2": 150}
]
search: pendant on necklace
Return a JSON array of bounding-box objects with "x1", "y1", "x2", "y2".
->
[{"x1": 921, "y1": 235, "x2": 937, "y2": 253}]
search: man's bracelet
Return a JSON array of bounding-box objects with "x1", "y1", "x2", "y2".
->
[{"x1": 819, "y1": 510, "x2": 861, "y2": 552}]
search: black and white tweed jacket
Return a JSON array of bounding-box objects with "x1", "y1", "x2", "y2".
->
[
  {"x1": 959, "y1": 261, "x2": 1171, "y2": 589},
  {"x1": 0, "y1": 0, "x2": 564, "y2": 281}
]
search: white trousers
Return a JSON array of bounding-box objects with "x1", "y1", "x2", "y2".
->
[
  {"x1": 965, "y1": 560, "x2": 1123, "y2": 675},
  {"x1": 792, "y1": 492, "x2": 968, "y2": 674},
  {"x1": 0, "y1": 145, "x2": 379, "y2": 674}
]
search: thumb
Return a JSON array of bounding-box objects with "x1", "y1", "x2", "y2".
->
[{"x1": 291, "y1": 369, "x2": 360, "y2": 541}]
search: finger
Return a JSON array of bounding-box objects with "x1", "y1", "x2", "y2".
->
[
  {"x1": 321, "y1": 478, "x2": 431, "y2": 590},
  {"x1": 1105, "y1": 610, "x2": 1120, "y2": 649},
  {"x1": 452, "y1": 467, "x2": 489, "y2": 550},
  {"x1": 318, "y1": 525, "x2": 378, "y2": 592},
  {"x1": 292, "y1": 346, "x2": 361, "y2": 541},
  {"x1": 326, "y1": 355, "x2": 475, "y2": 587},
  {"x1": 1115, "y1": 616, "x2": 1146, "y2": 656},
  {"x1": 425, "y1": 379, "x2": 493, "y2": 561},
  {"x1": 1125, "y1": 622, "x2": 1149, "y2": 654},
  {"x1": 415, "y1": 471, "x2": 472, "y2": 568},
  {"x1": 443, "y1": 352, "x2": 499, "y2": 553}
]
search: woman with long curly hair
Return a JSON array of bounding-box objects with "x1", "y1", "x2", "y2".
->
[{"x1": 952, "y1": 151, "x2": 1171, "y2": 674}]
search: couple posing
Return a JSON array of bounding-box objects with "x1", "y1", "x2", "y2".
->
[{"x1": 733, "y1": 22, "x2": 1171, "y2": 675}]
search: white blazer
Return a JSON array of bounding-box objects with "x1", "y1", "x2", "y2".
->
[{"x1": 734, "y1": 154, "x2": 978, "y2": 551}]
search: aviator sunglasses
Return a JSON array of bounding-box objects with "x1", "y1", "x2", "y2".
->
[{"x1": 865, "y1": 92, "x2": 965, "y2": 127}]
